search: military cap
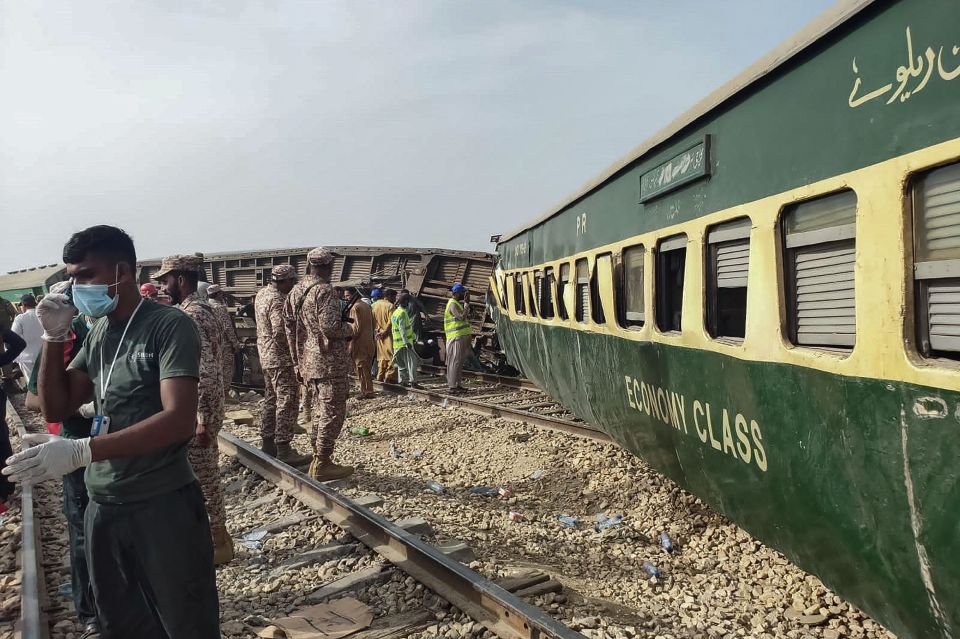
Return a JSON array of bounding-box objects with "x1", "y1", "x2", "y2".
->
[
  {"x1": 307, "y1": 247, "x2": 334, "y2": 266},
  {"x1": 206, "y1": 284, "x2": 222, "y2": 296},
  {"x1": 271, "y1": 264, "x2": 297, "y2": 280},
  {"x1": 152, "y1": 254, "x2": 203, "y2": 280}
]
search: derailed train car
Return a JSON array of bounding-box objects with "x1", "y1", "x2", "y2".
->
[
  {"x1": 138, "y1": 246, "x2": 498, "y2": 384},
  {"x1": 492, "y1": 1, "x2": 960, "y2": 637}
]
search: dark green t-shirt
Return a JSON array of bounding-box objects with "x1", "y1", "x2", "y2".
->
[
  {"x1": 28, "y1": 316, "x2": 92, "y2": 439},
  {"x1": 69, "y1": 300, "x2": 201, "y2": 504}
]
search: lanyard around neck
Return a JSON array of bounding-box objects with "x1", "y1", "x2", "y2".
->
[{"x1": 99, "y1": 298, "x2": 145, "y2": 407}]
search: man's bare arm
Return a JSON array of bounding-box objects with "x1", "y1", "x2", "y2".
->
[
  {"x1": 88, "y1": 377, "x2": 198, "y2": 462},
  {"x1": 38, "y1": 342, "x2": 93, "y2": 422}
]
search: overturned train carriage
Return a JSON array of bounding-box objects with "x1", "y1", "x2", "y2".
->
[
  {"x1": 138, "y1": 246, "x2": 497, "y2": 384},
  {"x1": 492, "y1": 1, "x2": 960, "y2": 637}
]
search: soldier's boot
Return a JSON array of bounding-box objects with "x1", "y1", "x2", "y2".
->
[
  {"x1": 276, "y1": 443, "x2": 312, "y2": 469},
  {"x1": 261, "y1": 436, "x2": 277, "y2": 457},
  {"x1": 308, "y1": 456, "x2": 354, "y2": 482},
  {"x1": 212, "y1": 525, "x2": 234, "y2": 565}
]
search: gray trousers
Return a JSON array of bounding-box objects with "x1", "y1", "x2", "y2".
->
[
  {"x1": 446, "y1": 336, "x2": 469, "y2": 389},
  {"x1": 85, "y1": 482, "x2": 220, "y2": 639},
  {"x1": 394, "y1": 347, "x2": 418, "y2": 384}
]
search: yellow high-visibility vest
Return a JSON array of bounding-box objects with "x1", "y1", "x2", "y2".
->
[
  {"x1": 391, "y1": 307, "x2": 416, "y2": 349},
  {"x1": 444, "y1": 298, "x2": 472, "y2": 341}
]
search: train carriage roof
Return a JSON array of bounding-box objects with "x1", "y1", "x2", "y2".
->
[
  {"x1": 0, "y1": 264, "x2": 67, "y2": 293},
  {"x1": 498, "y1": 0, "x2": 876, "y2": 244}
]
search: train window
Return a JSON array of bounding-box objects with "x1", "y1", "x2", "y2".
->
[
  {"x1": 527, "y1": 272, "x2": 540, "y2": 318},
  {"x1": 541, "y1": 267, "x2": 556, "y2": 319},
  {"x1": 783, "y1": 190, "x2": 857, "y2": 349},
  {"x1": 619, "y1": 245, "x2": 645, "y2": 329},
  {"x1": 656, "y1": 234, "x2": 687, "y2": 332},
  {"x1": 575, "y1": 259, "x2": 590, "y2": 323},
  {"x1": 707, "y1": 218, "x2": 751, "y2": 340},
  {"x1": 513, "y1": 273, "x2": 525, "y2": 315},
  {"x1": 557, "y1": 263, "x2": 571, "y2": 320},
  {"x1": 590, "y1": 254, "x2": 608, "y2": 325},
  {"x1": 913, "y1": 162, "x2": 960, "y2": 360}
]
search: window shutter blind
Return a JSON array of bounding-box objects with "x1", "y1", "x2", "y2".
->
[
  {"x1": 716, "y1": 241, "x2": 750, "y2": 288},
  {"x1": 794, "y1": 243, "x2": 856, "y2": 347}
]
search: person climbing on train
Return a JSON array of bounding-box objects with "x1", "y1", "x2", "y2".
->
[
  {"x1": 444, "y1": 283, "x2": 473, "y2": 393},
  {"x1": 3, "y1": 225, "x2": 220, "y2": 638}
]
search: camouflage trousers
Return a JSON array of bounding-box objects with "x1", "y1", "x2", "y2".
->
[
  {"x1": 222, "y1": 354, "x2": 235, "y2": 394},
  {"x1": 188, "y1": 438, "x2": 227, "y2": 530},
  {"x1": 192, "y1": 392, "x2": 226, "y2": 531},
  {"x1": 261, "y1": 366, "x2": 298, "y2": 445},
  {"x1": 309, "y1": 377, "x2": 349, "y2": 461},
  {"x1": 300, "y1": 384, "x2": 314, "y2": 421}
]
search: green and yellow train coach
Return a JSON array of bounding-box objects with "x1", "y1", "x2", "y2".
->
[{"x1": 492, "y1": 0, "x2": 960, "y2": 637}]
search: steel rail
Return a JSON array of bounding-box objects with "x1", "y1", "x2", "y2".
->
[
  {"x1": 418, "y1": 365, "x2": 539, "y2": 391},
  {"x1": 372, "y1": 382, "x2": 610, "y2": 443},
  {"x1": 232, "y1": 369, "x2": 609, "y2": 442},
  {"x1": 217, "y1": 432, "x2": 588, "y2": 639},
  {"x1": 6, "y1": 400, "x2": 48, "y2": 639}
]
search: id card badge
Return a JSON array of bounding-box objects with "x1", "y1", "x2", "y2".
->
[{"x1": 91, "y1": 415, "x2": 111, "y2": 437}]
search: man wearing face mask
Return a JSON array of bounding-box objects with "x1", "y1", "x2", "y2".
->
[
  {"x1": 152, "y1": 255, "x2": 232, "y2": 565},
  {"x1": 3, "y1": 225, "x2": 219, "y2": 639}
]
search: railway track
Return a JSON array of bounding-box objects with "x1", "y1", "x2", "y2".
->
[
  {"x1": 6, "y1": 397, "x2": 589, "y2": 639},
  {"x1": 372, "y1": 370, "x2": 610, "y2": 444},
  {"x1": 4, "y1": 399, "x2": 47, "y2": 639},
  {"x1": 238, "y1": 366, "x2": 608, "y2": 443},
  {"x1": 218, "y1": 431, "x2": 588, "y2": 639}
]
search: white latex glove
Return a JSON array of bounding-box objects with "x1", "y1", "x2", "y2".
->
[
  {"x1": 2, "y1": 434, "x2": 92, "y2": 483},
  {"x1": 79, "y1": 402, "x2": 96, "y2": 419},
  {"x1": 36, "y1": 293, "x2": 75, "y2": 342}
]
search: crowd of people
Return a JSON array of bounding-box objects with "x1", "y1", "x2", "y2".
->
[{"x1": 0, "y1": 225, "x2": 475, "y2": 639}]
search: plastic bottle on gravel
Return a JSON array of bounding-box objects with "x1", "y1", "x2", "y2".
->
[
  {"x1": 350, "y1": 425, "x2": 370, "y2": 436},
  {"x1": 660, "y1": 532, "x2": 674, "y2": 553},
  {"x1": 642, "y1": 562, "x2": 662, "y2": 579},
  {"x1": 557, "y1": 515, "x2": 578, "y2": 527},
  {"x1": 594, "y1": 513, "x2": 623, "y2": 532},
  {"x1": 426, "y1": 480, "x2": 445, "y2": 494}
]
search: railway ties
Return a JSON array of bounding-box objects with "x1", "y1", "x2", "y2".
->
[
  {"x1": 217, "y1": 433, "x2": 584, "y2": 639},
  {"x1": 3, "y1": 398, "x2": 74, "y2": 639},
  {"x1": 371, "y1": 369, "x2": 611, "y2": 444},
  {"x1": 6, "y1": 396, "x2": 585, "y2": 639}
]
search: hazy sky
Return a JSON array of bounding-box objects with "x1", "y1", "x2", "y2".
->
[{"x1": 0, "y1": 1, "x2": 834, "y2": 273}]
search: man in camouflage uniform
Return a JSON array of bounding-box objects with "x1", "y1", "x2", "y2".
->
[
  {"x1": 153, "y1": 255, "x2": 233, "y2": 565},
  {"x1": 255, "y1": 265, "x2": 311, "y2": 466},
  {"x1": 283, "y1": 248, "x2": 354, "y2": 481},
  {"x1": 206, "y1": 284, "x2": 241, "y2": 397}
]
